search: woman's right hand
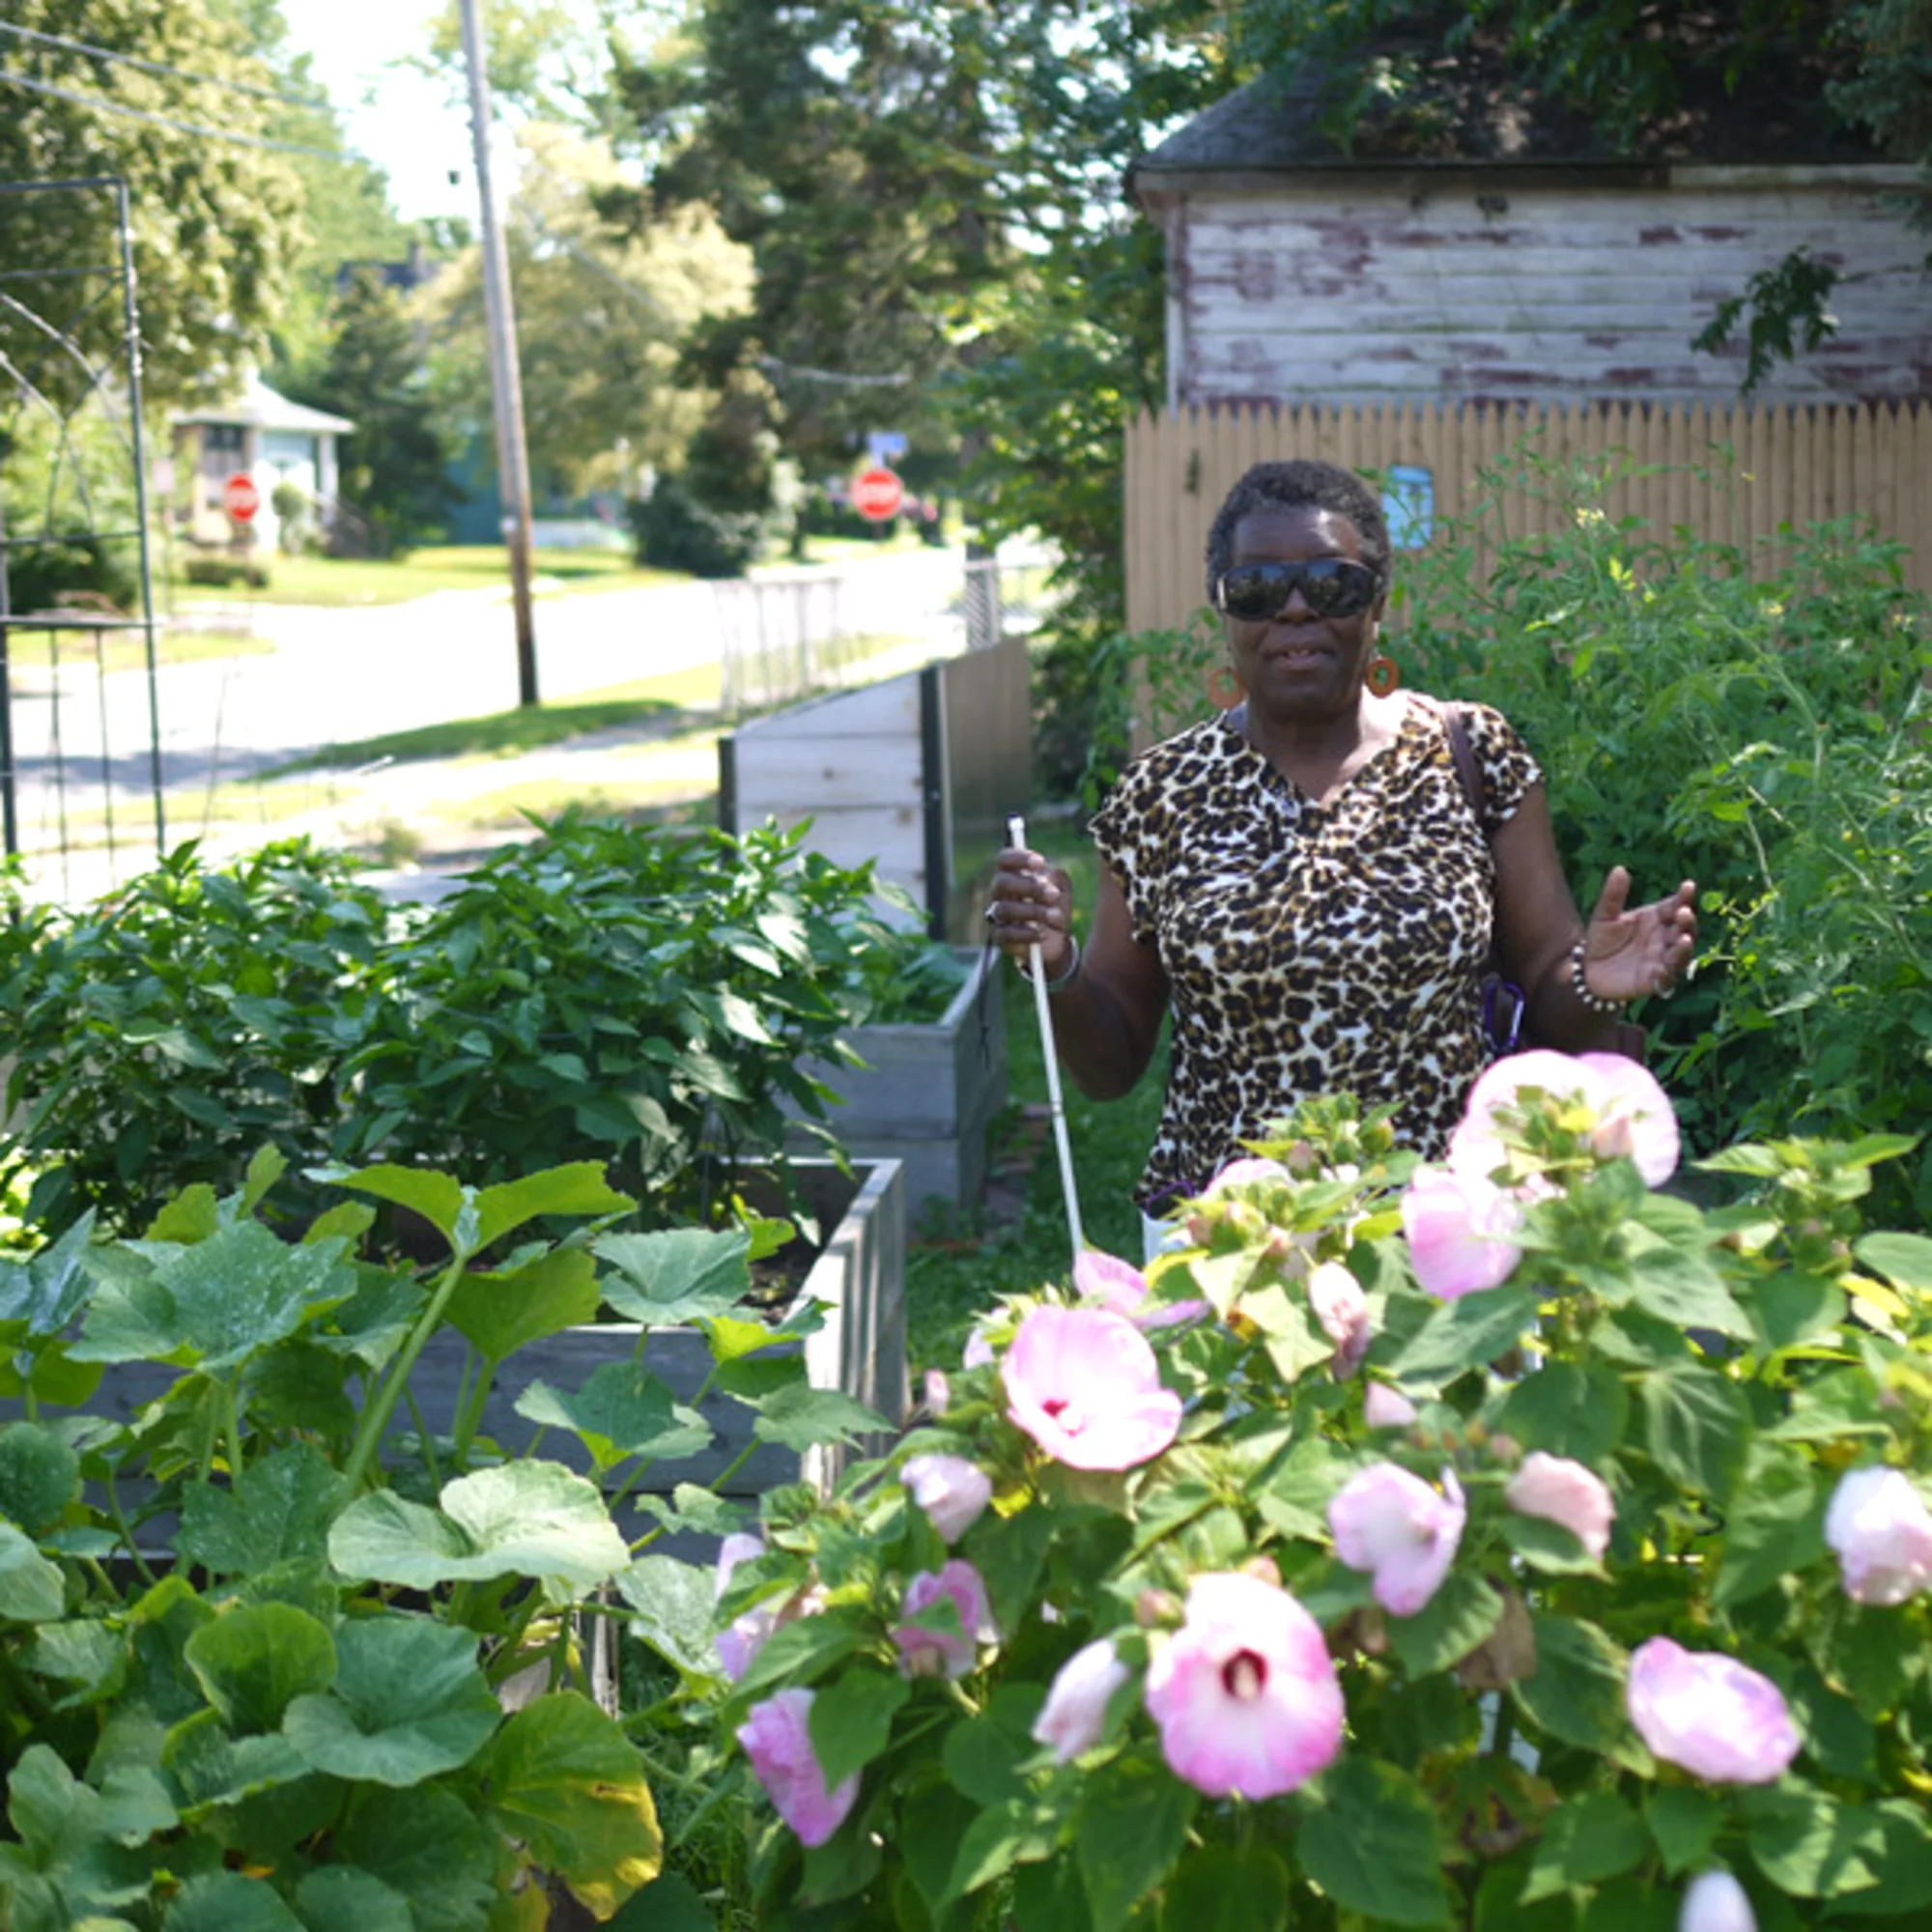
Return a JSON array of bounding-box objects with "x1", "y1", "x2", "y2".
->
[{"x1": 987, "y1": 845, "x2": 1077, "y2": 978}]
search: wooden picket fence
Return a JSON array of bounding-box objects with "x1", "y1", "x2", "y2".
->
[{"x1": 1124, "y1": 400, "x2": 1932, "y2": 635}]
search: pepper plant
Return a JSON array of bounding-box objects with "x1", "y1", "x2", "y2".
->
[{"x1": 678, "y1": 1057, "x2": 1932, "y2": 1930}]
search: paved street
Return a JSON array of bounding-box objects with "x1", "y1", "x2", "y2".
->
[{"x1": 3, "y1": 543, "x2": 980, "y2": 900}]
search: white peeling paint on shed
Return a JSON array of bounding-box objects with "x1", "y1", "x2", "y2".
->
[{"x1": 1154, "y1": 172, "x2": 1931, "y2": 409}]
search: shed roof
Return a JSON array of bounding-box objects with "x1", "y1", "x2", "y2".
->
[
  {"x1": 1135, "y1": 42, "x2": 1884, "y2": 186},
  {"x1": 173, "y1": 375, "x2": 353, "y2": 437}
]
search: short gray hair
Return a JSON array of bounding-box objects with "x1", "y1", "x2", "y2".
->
[{"x1": 1204, "y1": 460, "x2": 1392, "y2": 604}]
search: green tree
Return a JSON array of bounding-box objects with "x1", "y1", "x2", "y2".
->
[
  {"x1": 419, "y1": 122, "x2": 752, "y2": 502},
  {"x1": 303, "y1": 268, "x2": 458, "y2": 553},
  {"x1": 0, "y1": 0, "x2": 303, "y2": 410}
]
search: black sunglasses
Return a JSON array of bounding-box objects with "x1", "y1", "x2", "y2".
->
[{"x1": 1213, "y1": 558, "x2": 1381, "y2": 621}]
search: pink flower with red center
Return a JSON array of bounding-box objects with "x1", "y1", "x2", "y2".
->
[
  {"x1": 1074, "y1": 1249, "x2": 1208, "y2": 1331},
  {"x1": 1003, "y1": 1305, "x2": 1183, "y2": 1471},
  {"x1": 893, "y1": 1559, "x2": 996, "y2": 1679},
  {"x1": 1824, "y1": 1466, "x2": 1932, "y2": 1606},
  {"x1": 1306, "y1": 1261, "x2": 1373, "y2": 1376},
  {"x1": 737, "y1": 1688, "x2": 861, "y2": 1847},
  {"x1": 1400, "y1": 1166, "x2": 1524, "y2": 1301},
  {"x1": 1505, "y1": 1452, "x2": 1616, "y2": 1560},
  {"x1": 1144, "y1": 1572, "x2": 1344, "y2": 1799},
  {"x1": 1626, "y1": 1637, "x2": 1800, "y2": 1783},
  {"x1": 1328, "y1": 1463, "x2": 1466, "y2": 1615},
  {"x1": 1452, "y1": 1049, "x2": 1679, "y2": 1188}
]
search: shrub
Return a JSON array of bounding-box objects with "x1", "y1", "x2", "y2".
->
[
  {"x1": 0, "y1": 838, "x2": 388, "y2": 1236},
  {"x1": 182, "y1": 552, "x2": 272, "y2": 589},
  {"x1": 334, "y1": 814, "x2": 908, "y2": 1226},
  {"x1": 627, "y1": 474, "x2": 765, "y2": 579},
  {"x1": 688, "y1": 1057, "x2": 1932, "y2": 1929}
]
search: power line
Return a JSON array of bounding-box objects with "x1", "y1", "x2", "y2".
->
[
  {"x1": 0, "y1": 19, "x2": 329, "y2": 113},
  {"x1": 0, "y1": 70, "x2": 347, "y2": 160}
]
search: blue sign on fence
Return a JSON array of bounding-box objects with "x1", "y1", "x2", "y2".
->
[
  {"x1": 866, "y1": 431, "x2": 909, "y2": 463},
  {"x1": 1384, "y1": 465, "x2": 1435, "y2": 549}
]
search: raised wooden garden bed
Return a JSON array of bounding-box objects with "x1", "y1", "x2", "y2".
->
[{"x1": 789, "y1": 946, "x2": 1008, "y2": 1208}]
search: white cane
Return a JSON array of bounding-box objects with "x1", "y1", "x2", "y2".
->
[{"x1": 1007, "y1": 814, "x2": 1086, "y2": 1262}]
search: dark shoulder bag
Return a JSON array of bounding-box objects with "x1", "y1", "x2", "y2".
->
[{"x1": 1425, "y1": 696, "x2": 1646, "y2": 1065}]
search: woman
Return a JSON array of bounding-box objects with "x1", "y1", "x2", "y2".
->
[{"x1": 988, "y1": 460, "x2": 1696, "y2": 1240}]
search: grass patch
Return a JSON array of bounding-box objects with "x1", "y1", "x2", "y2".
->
[
  {"x1": 905, "y1": 812, "x2": 1170, "y2": 1373},
  {"x1": 168, "y1": 546, "x2": 682, "y2": 610},
  {"x1": 431, "y1": 769, "x2": 720, "y2": 832},
  {"x1": 265, "y1": 695, "x2": 700, "y2": 776},
  {"x1": 10, "y1": 630, "x2": 276, "y2": 678}
]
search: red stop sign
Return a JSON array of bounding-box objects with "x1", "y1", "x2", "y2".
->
[
  {"x1": 852, "y1": 466, "x2": 904, "y2": 522},
  {"x1": 221, "y1": 472, "x2": 261, "y2": 523}
]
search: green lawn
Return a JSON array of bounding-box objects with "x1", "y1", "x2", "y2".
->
[
  {"x1": 905, "y1": 812, "x2": 1170, "y2": 1373},
  {"x1": 168, "y1": 545, "x2": 682, "y2": 610}
]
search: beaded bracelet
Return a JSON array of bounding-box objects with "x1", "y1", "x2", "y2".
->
[
  {"x1": 1017, "y1": 934, "x2": 1083, "y2": 993},
  {"x1": 1569, "y1": 940, "x2": 1628, "y2": 1016}
]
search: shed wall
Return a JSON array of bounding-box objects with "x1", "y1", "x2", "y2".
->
[{"x1": 1161, "y1": 179, "x2": 1930, "y2": 408}]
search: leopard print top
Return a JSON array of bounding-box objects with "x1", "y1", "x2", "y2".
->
[{"x1": 1090, "y1": 696, "x2": 1542, "y2": 1207}]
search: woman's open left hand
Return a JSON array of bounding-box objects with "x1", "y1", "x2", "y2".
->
[{"x1": 1582, "y1": 867, "x2": 1698, "y2": 1003}]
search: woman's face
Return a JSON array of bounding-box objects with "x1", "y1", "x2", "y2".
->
[{"x1": 1223, "y1": 506, "x2": 1386, "y2": 723}]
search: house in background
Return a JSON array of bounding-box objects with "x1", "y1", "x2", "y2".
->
[
  {"x1": 1130, "y1": 64, "x2": 1930, "y2": 411},
  {"x1": 1119, "y1": 54, "x2": 1932, "y2": 633},
  {"x1": 170, "y1": 375, "x2": 354, "y2": 554}
]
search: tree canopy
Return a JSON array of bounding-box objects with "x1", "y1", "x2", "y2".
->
[{"x1": 0, "y1": 0, "x2": 306, "y2": 412}]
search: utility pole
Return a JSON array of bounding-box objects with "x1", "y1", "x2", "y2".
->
[{"x1": 457, "y1": 0, "x2": 539, "y2": 706}]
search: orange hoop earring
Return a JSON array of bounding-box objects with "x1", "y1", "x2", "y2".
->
[
  {"x1": 1206, "y1": 665, "x2": 1244, "y2": 709},
  {"x1": 1366, "y1": 653, "x2": 1401, "y2": 697}
]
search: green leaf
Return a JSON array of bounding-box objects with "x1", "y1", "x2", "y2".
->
[
  {"x1": 176, "y1": 1444, "x2": 347, "y2": 1577},
  {"x1": 615, "y1": 1556, "x2": 723, "y2": 1678},
  {"x1": 1621, "y1": 1235, "x2": 1751, "y2": 1338},
  {"x1": 1767, "y1": 1368, "x2": 1890, "y2": 1442},
  {"x1": 290, "y1": 1866, "x2": 415, "y2": 1932},
  {"x1": 184, "y1": 1603, "x2": 337, "y2": 1736},
  {"x1": 1014, "y1": 1857, "x2": 1094, "y2": 1932},
  {"x1": 1386, "y1": 1573, "x2": 1504, "y2": 1678},
  {"x1": 1391, "y1": 1287, "x2": 1539, "y2": 1383},
  {"x1": 1073, "y1": 1754, "x2": 1197, "y2": 1932},
  {"x1": 328, "y1": 1463, "x2": 629, "y2": 1589},
  {"x1": 1638, "y1": 1363, "x2": 1750, "y2": 1496},
  {"x1": 947, "y1": 1798, "x2": 1056, "y2": 1901},
  {"x1": 1714, "y1": 1440, "x2": 1824, "y2": 1607},
  {"x1": 309, "y1": 1164, "x2": 466, "y2": 1243},
  {"x1": 717, "y1": 1610, "x2": 862, "y2": 1718},
  {"x1": 515, "y1": 1363, "x2": 711, "y2": 1473},
  {"x1": 961, "y1": 1502, "x2": 1054, "y2": 1636},
  {"x1": 601, "y1": 1870, "x2": 717, "y2": 1932},
  {"x1": 941, "y1": 1707, "x2": 1029, "y2": 1807},
  {"x1": 0, "y1": 1424, "x2": 80, "y2": 1534},
  {"x1": 1160, "y1": 1843, "x2": 1292, "y2": 1931},
  {"x1": 1297, "y1": 1754, "x2": 1450, "y2": 1926},
  {"x1": 0, "y1": 1210, "x2": 98, "y2": 1338},
  {"x1": 2, "y1": 1745, "x2": 169, "y2": 1914},
  {"x1": 1512, "y1": 1616, "x2": 1631, "y2": 1754},
  {"x1": 809, "y1": 1667, "x2": 909, "y2": 1790},
  {"x1": 149, "y1": 1182, "x2": 222, "y2": 1243},
  {"x1": 162, "y1": 1711, "x2": 310, "y2": 1811},
  {"x1": 701, "y1": 1312, "x2": 794, "y2": 1367},
  {"x1": 481, "y1": 1691, "x2": 664, "y2": 1919},
  {"x1": 1645, "y1": 1786, "x2": 1723, "y2": 1877},
  {"x1": 1500, "y1": 1514, "x2": 1602, "y2": 1577},
  {"x1": 1853, "y1": 1232, "x2": 1932, "y2": 1293},
  {"x1": 1748, "y1": 1271, "x2": 1847, "y2": 1355},
  {"x1": 1497, "y1": 1362, "x2": 1629, "y2": 1463},
  {"x1": 753, "y1": 1384, "x2": 892, "y2": 1454},
  {"x1": 1523, "y1": 1791, "x2": 1644, "y2": 1901},
  {"x1": 283, "y1": 1618, "x2": 499, "y2": 1787},
  {"x1": 902, "y1": 1780, "x2": 979, "y2": 1915},
  {"x1": 162, "y1": 1872, "x2": 304, "y2": 1929},
  {"x1": 1832, "y1": 1799, "x2": 1932, "y2": 1917},
  {"x1": 472, "y1": 1165, "x2": 634, "y2": 1250},
  {"x1": 71, "y1": 1223, "x2": 357, "y2": 1375},
  {"x1": 334, "y1": 1784, "x2": 497, "y2": 1932},
  {"x1": 444, "y1": 1247, "x2": 603, "y2": 1364},
  {"x1": 1742, "y1": 1784, "x2": 1883, "y2": 1897}
]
